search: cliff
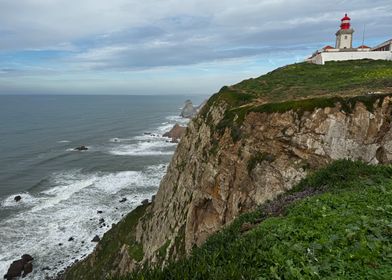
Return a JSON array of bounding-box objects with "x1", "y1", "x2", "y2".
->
[{"x1": 63, "y1": 60, "x2": 392, "y2": 279}]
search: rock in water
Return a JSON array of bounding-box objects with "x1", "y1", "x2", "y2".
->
[
  {"x1": 4, "y1": 255, "x2": 34, "y2": 279},
  {"x1": 74, "y1": 145, "x2": 88, "y2": 151},
  {"x1": 4, "y1": 260, "x2": 24, "y2": 279},
  {"x1": 163, "y1": 124, "x2": 186, "y2": 141},
  {"x1": 21, "y1": 255, "x2": 33, "y2": 263},
  {"x1": 14, "y1": 195, "x2": 22, "y2": 202},
  {"x1": 119, "y1": 197, "x2": 127, "y2": 203},
  {"x1": 22, "y1": 262, "x2": 33, "y2": 277},
  {"x1": 141, "y1": 199, "x2": 149, "y2": 205},
  {"x1": 180, "y1": 100, "x2": 197, "y2": 118},
  {"x1": 180, "y1": 99, "x2": 206, "y2": 118},
  {"x1": 91, "y1": 235, "x2": 100, "y2": 242}
]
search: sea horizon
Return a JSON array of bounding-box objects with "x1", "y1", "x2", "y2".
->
[{"x1": 0, "y1": 94, "x2": 207, "y2": 279}]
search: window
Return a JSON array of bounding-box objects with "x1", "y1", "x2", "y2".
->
[{"x1": 344, "y1": 36, "x2": 348, "y2": 39}]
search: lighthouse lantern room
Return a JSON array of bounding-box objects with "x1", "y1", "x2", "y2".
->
[{"x1": 335, "y1": 14, "x2": 354, "y2": 49}]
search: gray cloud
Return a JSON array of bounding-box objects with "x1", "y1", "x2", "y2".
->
[{"x1": 0, "y1": 0, "x2": 391, "y2": 73}]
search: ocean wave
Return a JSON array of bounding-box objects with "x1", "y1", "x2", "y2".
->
[
  {"x1": 0, "y1": 164, "x2": 166, "y2": 279},
  {"x1": 108, "y1": 140, "x2": 176, "y2": 156},
  {"x1": 0, "y1": 193, "x2": 37, "y2": 208}
]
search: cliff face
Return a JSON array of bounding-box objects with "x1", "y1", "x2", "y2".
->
[{"x1": 64, "y1": 61, "x2": 392, "y2": 279}]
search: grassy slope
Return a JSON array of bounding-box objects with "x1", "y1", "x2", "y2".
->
[
  {"x1": 123, "y1": 160, "x2": 392, "y2": 279},
  {"x1": 207, "y1": 60, "x2": 392, "y2": 109},
  {"x1": 203, "y1": 60, "x2": 392, "y2": 142}
]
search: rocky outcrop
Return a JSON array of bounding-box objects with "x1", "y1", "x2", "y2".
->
[
  {"x1": 180, "y1": 100, "x2": 206, "y2": 118},
  {"x1": 163, "y1": 124, "x2": 186, "y2": 142},
  {"x1": 64, "y1": 92, "x2": 392, "y2": 279},
  {"x1": 4, "y1": 254, "x2": 34, "y2": 279},
  {"x1": 132, "y1": 95, "x2": 392, "y2": 268}
]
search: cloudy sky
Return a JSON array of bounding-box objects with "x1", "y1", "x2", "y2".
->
[{"x1": 0, "y1": 0, "x2": 391, "y2": 95}]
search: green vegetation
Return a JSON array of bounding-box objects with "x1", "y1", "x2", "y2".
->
[
  {"x1": 206, "y1": 60, "x2": 392, "y2": 142},
  {"x1": 209, "y1": 60, "x2": 392, "y2": 109},
  {"x1": 65, "y1": 204, "x2": 149, "y2": 280},
  {"x1": 121, "y1": 160, "x2": 392, "y2": 280}
]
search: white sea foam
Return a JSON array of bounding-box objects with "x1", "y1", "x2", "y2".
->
[
  {"x1": 57, "y1": 140, "x2": 71, "y2": 143},
  {"x1": 109, "y1": 140, "x2": 176, "y2": 156},
  {"x1": 0, "y1": 164, "x2": 166, "y2": 279},
  {"x1": 1, "y1": 193, "x2": 37, "y2": 208}
]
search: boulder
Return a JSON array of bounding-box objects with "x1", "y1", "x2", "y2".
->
[
  {"x1": 22, "y1": 262, "x2": 33, "y2": 277},
  {"x1": 4, "y1": 255, "x2": 34, "y2": 280},
  {"x1": 141, "y1": 199, "x2": 149, "y2": 205},
  {"x1": 119, "y1": 198, "x2": 127, "y2": 203},
  {"x1": 14, "y1": 195, "x2": 22, "y2": 202},
  {"x1": 163, "y1": 124, "x2": 186, "y2": 142},
  {"x1": 97, "y1": 210, "x2": 103, "y2": 214},
  {"x1": 68, "y1": 237, "x2": 74, "y2": 242},
  {"x1": 74, "y1": 145, "x2": 88, "y2": 151},
  {"x1": 99, "y1": 218, "x2": 105, "y2": 224},
  {"x1": 4, "y1": 260, "x2": 24, "y2": 279},
  {"x1": 21, "y1": 255, "x2": 33, "y2": 263},
  {"x1": 91, "y1": 235, "x2": 100, "y2": 242}
]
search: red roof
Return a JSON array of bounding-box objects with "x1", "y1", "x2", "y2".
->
[
  {"x1": 341, "y1": 13, "x2": 351, "y2": 21},
  {"x1": 358, "y1": 45, "x2": 370, "y2": 49},
  {"x1": 323, "y1": 45, "x2": 334, "y2": 50}
]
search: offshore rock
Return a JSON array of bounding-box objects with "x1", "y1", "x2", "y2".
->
[{"x1": 163, "y1": 124, "x2": 186, "y2": 141}]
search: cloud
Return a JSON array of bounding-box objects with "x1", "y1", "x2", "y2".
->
[{"x1": 0, "y1": 0, "x2": 391, "y2": 94}]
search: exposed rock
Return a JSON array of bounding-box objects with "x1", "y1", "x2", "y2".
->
[
  {"x1": 68, "y1": 237, "x2": 74, "y2": 242},
  {"x1": 180, "y1": 100, "x2": 197, "y2": 118},
  {"x1": 119, "y1": 198, "x2": 127, "y2": 203},
  {"x1": 141, "y1": 199, "x2": 149, "y2": 205},
  {"x1": 63, "y1": 94, "x2": 392, "y2": 279},
  {"x1": 180, "y1": 100, "x2": 206, "y2": 118},
  {"x1": 91, "y1": 235, "x2": 100, "y2": 242},
  {"x1": 74, "y1": 145, "x2": 88, "y2": 151},
  {"x1": 14, "y1": 195, "x2": 22, "y2": 202},
  {"x1": 97, "y1": 210, "x2": 103, "y2": 214},
  {"x1": 240, "y1": 222, "x2": 254, "y2": 233},
  {"x1": 4, "y1": 255, "x2": 34, "y2": 280},
  {"x1": 99, "y1": 218, "x2": 105, "y2": 224},
  {"x1": 163, "y1": 124, "x2": 186, "y2": 142},
  {"x1": 4, "y1": 260, "x2": 24, "y2": 279},
  {"x1": 22, "y1": 262, "x2": 33, "y2": 277}
]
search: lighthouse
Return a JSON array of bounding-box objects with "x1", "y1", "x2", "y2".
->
[
  {"x1": 307, "y1": 14, "x2": 391, "y2": 64},
  {"x1": 335, "y1": 14, "x2": 354, "y2": 49}
]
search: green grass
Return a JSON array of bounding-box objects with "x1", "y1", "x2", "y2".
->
[
  {"x1": 121, "y1": 160, "x2": 392, "y2": 280},
  {"x1": 203, "y1": 60, "x2": 392, "y2": 113},
  {"x1": 203, "y1": 60, "x2": 392, "y2": 142},
  {"x1": 64, "y1": 204, "x2": 149, "y2": 280}
]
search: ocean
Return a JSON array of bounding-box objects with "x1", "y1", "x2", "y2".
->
[{"x1": 0, "y1": 94, "x2": 206, "y2": 279}]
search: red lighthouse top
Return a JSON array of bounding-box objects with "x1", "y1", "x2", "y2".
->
[{"x1": 340, "y1": 13, "x2": 351, "y2": 30}]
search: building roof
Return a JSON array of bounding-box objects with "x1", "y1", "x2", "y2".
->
[
  {"x1": 323, "y1": 45, "x2": 334, "y2": 50},
  {"x1": 358, "y1": 45, "x2": 370, "y2": 49},
  {"x1": 372, "y1": 39, "x2": 392, "y2": 50},
  {"x1": 341, "y1": 14, "x2": 351, "y2": 21}
]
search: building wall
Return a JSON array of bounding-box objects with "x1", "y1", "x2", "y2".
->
[
  {"x1": 309, "y1": 51, "x2": 392, "y2": 65},
  {"x1": 336, "y1": 34, "x2": 353, "y2": 49}
]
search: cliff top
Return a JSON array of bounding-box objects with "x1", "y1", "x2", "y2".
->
[{"x1": 208, "y1": 59, "x2": 392, "y2": 110}]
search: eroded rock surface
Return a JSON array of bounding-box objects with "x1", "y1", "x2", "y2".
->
[{"x1": 64, "y1": 95, "x2": 392, "y2": 279}]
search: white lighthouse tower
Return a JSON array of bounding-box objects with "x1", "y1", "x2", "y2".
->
[{"x1": 335, "y1": 14, "x2": 354, "y2": 49}]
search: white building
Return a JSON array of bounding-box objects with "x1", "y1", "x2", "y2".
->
[{"x1": 307, "y1": 14, "x2": 392, "y2": 65}]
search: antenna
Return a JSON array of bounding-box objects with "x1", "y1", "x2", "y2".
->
[{"x1": 362, "y1": 24, "x2": 366, "y2": 47}]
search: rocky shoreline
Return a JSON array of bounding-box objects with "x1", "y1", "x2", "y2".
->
[{"x1": 2, "y1": 99, "x2": 205, "y2": 280}]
